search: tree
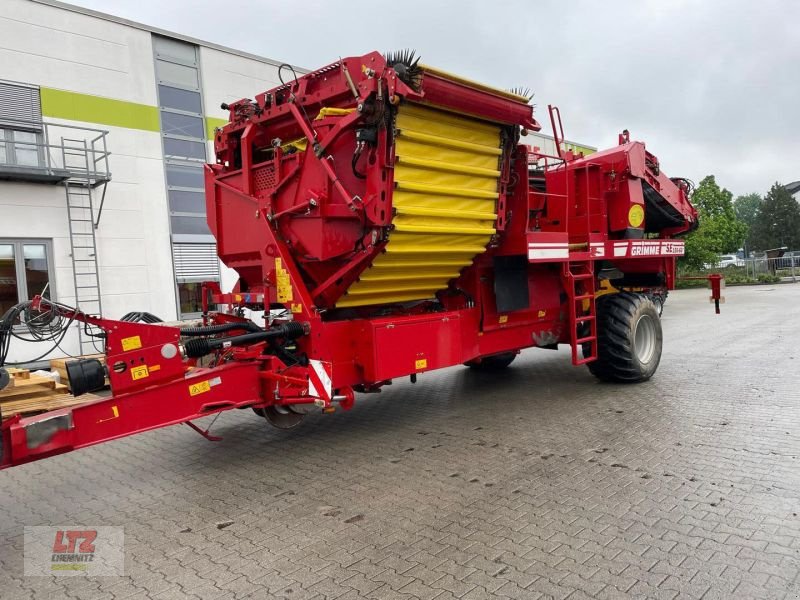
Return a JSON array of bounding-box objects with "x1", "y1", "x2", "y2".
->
[
  {"x1": 733, "y1": 193, "x2": 762, "y2": 254},
  {"x1": 750, "y1": 183, "x2": 800, "y2": 251},
  {"x1": 681, "y1": 176, "x2": 748, "y2": 271}
]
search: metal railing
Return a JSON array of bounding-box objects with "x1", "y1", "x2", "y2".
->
[
  {"x1": 0, "y1": 117, "x2": 111, "y2": 186},
  {"x1": 701, "y1": 254, "x2": 799, "y2": 283},
  {"x1": 742, "y1": 255, "x2": 799, "y2": 282}
]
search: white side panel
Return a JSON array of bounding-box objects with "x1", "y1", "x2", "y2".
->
[
  {"x1": 0, "y1": 0, "x2": 158, "y2": 105},
  {"x1": 199, "y1": 46, "x2": 286, "y2": 127}
]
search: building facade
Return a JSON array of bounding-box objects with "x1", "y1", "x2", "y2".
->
[
  {"x1": 0, "y1": 0, "x2": 301, "y2": 361},
  {"x1": 0, "y1": 0, "x2": 594, "y2": 363}
]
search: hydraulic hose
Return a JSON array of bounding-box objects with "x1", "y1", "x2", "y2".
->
[
  {"x1": 183, "y1": 321, "x2": 307, "y2": 358},
  {"x1": 179, "y1": 321, "x2": 262, "y2": 337}
]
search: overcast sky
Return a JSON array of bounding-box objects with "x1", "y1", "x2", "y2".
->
[{"x1": 70, "y1": 0, "x2": 799, "y2": 197}]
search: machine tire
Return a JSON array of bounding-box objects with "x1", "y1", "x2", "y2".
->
[
  {"x1": 586, "y1": 292, "x2": 662, "y2": 383},
  {"x1": 650, "y1": 294, "x2": 664, "y2": 317},
  {"x1": 465, "y1": 351, "x2": 517, "y2": 371}
]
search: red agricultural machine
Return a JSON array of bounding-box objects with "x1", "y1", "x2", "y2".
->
[{"x1": 0, "y1": 51, "x2": 698, "y2": 468}]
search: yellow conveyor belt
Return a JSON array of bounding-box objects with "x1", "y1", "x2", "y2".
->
[{"x1": 336, "y1": 102, "x2": 502, "y2": 308}]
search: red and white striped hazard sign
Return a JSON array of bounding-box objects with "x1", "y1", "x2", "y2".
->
[{"x1": 307, "y1": 359, "x2": 332, "y2": 402}]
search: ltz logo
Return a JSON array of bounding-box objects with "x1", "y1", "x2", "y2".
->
[
  {"x1": 24, "y1": 525, "x2": 124, "y2": 576},
  {"x1": 51, "y1": 530, "x2": 97, "y2": 571}
]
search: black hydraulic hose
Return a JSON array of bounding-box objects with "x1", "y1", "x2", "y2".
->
[
  {"x1": 120, "y1": 311, "x2": 163, "y2": 323},
  {"x1": 183, "y1": 321, "x2": 307, "y2": 358},
  {"x1": 179, "y1": 321, "x2": 262, "y2": 337}
]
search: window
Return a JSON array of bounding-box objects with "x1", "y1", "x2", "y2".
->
[
  {"x1": 0, "y1": 240, "x2": 55, "y2": 316},
  {"x1": 154, "y1": 36, "x2": 199, "y2": 64},
  {"x1": 0, "y1": 128, "x2": 44, "y2": 167},
  {"x1": 159, "y1": 85, "x2": 202, "y2": 113},
  {"x1": 172, "y1": 243, "x2": 220, "y2": 317},
  {"x1": 163, "y1": 137, "x2": 206, "y2": 160},
  {"x1": 153, "y1": 36, "x2": 218, "y2": 315},
  {"x1": 160, "y1": 111, "x2": 204, "y2": 139},
  {"x1": 166, "y1": 163, "x2": 204, "y2": 188},
  {"x1": 155, "y1": 61, "x2": 199, "y2": 88},
  {"x1": 178, "y1": 281, "x2": 205, "y2": 315},
  {"x1": 170, "y1": 215, "x2": 211, "y2": 235},
  {"x1": 165, "y1": 161, "x2": 210, "y2": 236},
  {"x1": 168, "y1": 189, "x2": 205, "y2": 213},
  {"x1": 154, "y1": 38, "x2": 211, "y2": 241},
  {"x1": 0, "y1": 81, "x2": 44, "y2": 168}
]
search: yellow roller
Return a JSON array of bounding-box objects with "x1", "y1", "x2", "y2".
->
[{"x1": 336, "y1": 102, "x2": 502, "y2": 308}]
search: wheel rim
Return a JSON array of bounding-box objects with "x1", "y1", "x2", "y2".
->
[{"x1": 633, "y1": 314, "x2": 657, "y2": 364}]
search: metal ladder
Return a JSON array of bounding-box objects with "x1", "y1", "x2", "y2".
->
[
  {"x1": 562, "y1": 261, "x2": 597, "y2": 365},
  {"x1": 62, "y1": 137, "x2": 103, "y2": 354}
]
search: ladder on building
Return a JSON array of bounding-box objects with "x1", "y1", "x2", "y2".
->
[{"x1": 62, "y1": 137, "x2": 104, "y2": 355}]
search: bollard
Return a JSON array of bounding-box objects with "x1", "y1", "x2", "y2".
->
[
  {"x1": 676, "y1": 274, "x2": 725, "y2": 314},
  {"x1": 708, "y1": 274, "x2": 724, "y2": 314}
]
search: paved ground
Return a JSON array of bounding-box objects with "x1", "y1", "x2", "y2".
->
[{"x1": 2, "y1": 284, "x2": 800, "y2": 600}]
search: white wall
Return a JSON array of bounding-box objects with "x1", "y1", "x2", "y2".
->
[
  {"x1": 0, "y1": 0, "x2": 159, "y2": 105},
  {"x1": 199, "y1": 46, "x2": 287, "y2": 127},
  {"x1": 88, "y1": 125, "x2": 175, "y2": 320}
]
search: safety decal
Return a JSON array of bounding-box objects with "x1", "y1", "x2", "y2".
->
[
  {"x1": 189, "y1": 380, "x2": 211, "y2": 396},
  {"x1": 308, "y1": 360, "x2": 332, "y2": 401},
  {"x1": 130, "y1": 365, "x2": 149, "y2": 380},
  {"x1": 121, "y1": 335, "x2": 142, "y2": 351},
  {"x1": 275, "y1": 258, "x2": 293, "y2": 302}
]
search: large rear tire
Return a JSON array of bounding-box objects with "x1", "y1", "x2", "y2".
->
[
  {"x1": 465, "y1": 351, "x2": 517, "y2": 371},
  {"x1": 586, "y1": 292, "x2": 662, "y2": 383}
]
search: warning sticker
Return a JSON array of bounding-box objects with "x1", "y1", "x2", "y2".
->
[
  {"x1": 121, "y1": 335, "x2": 142, "y2": 351},
  {"x1": 275, "y1": 258, "x2": 293, "y2": 302},
  {"x1": 189, "y1": 380, "x2": 211, "y2": 396},
  {"x1": 131, "y1": 365, "x2": 149, "y2": 380}
]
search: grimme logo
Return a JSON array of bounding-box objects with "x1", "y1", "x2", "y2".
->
[
  {"x1": 24, "y1": 526, "x2": 124, "y2": 576},
  {"x1": 630, "y1": 242, "x2": 661, "y2": 257},
  {"x1": 51, "y1": 529, "x2": 97, "y2": 571}
]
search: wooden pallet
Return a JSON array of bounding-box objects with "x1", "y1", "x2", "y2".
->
[
  {"x1": 0, "y1": 367, "x2": 98, "y2": 420},
  {"x1": 1, "y1": 392, "x2": 100, "y2": 419},
  {"x1": 49, "y1": 354, "x2": 108, "y2": 391}
]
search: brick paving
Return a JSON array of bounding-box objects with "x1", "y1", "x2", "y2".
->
[{"x1": 1, "y1": 284, "x2": 799, "y2": 599}]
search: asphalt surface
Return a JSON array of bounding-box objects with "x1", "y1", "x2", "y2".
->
[{"x1": 1, "y1": 284, "x2": 799, "y2": 599}]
